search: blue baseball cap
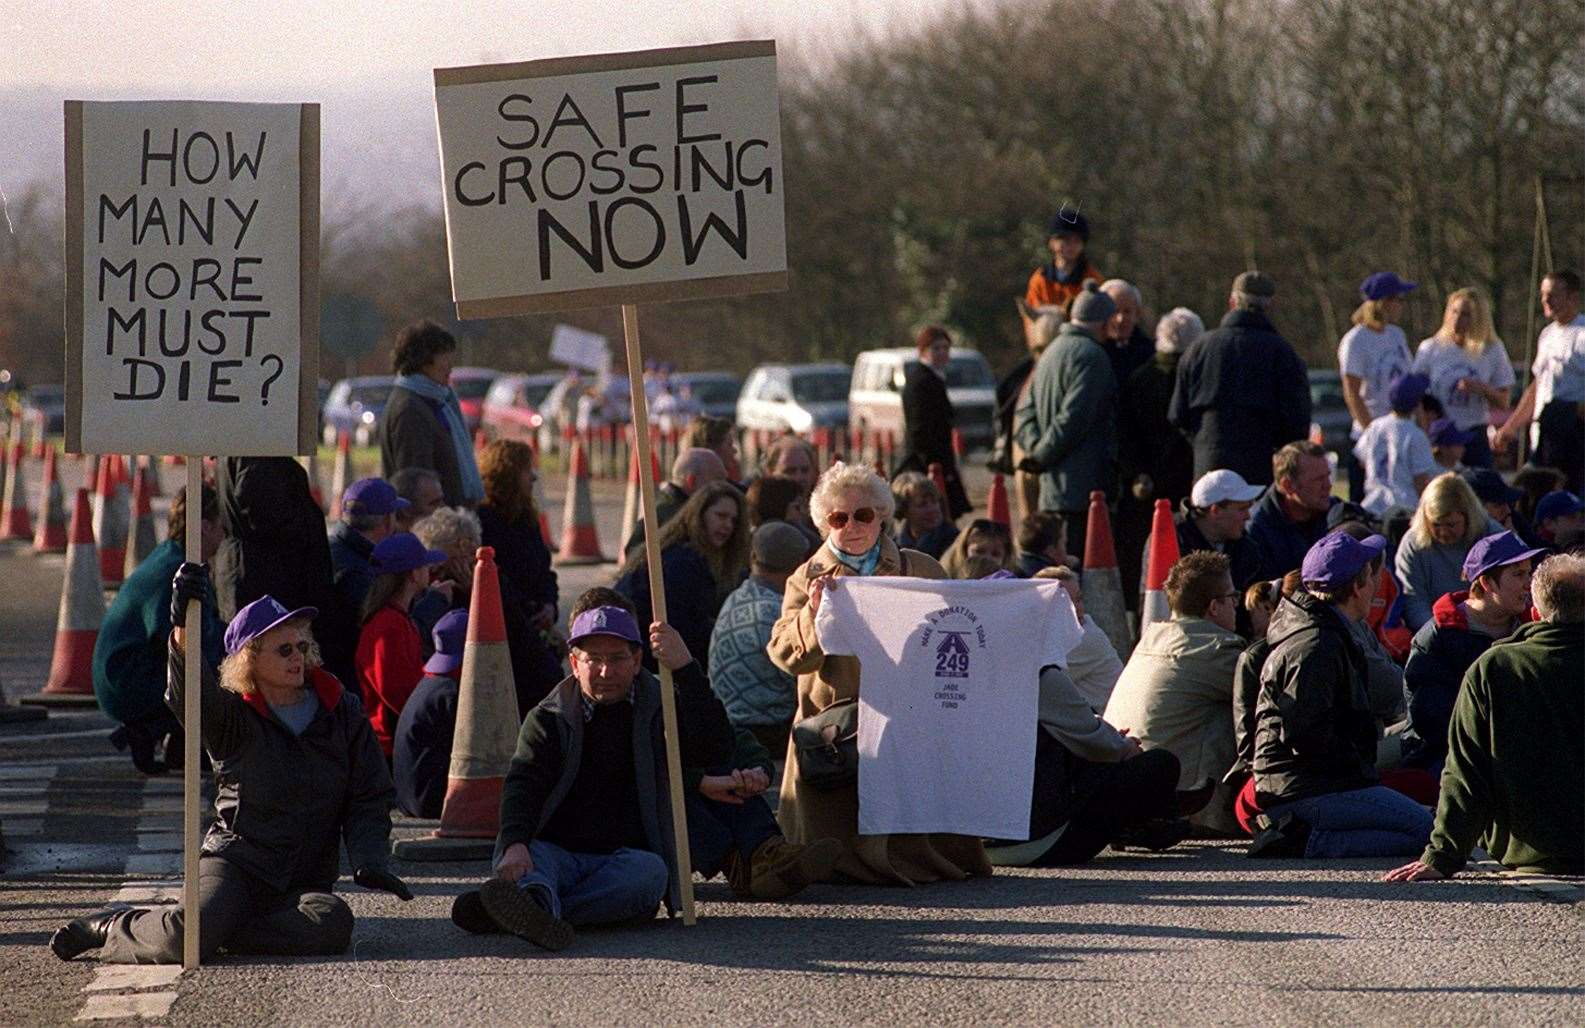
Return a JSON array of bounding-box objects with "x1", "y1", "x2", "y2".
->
[
  {"x1": 567, "y1": 606, "x2": 642, "y2": 648},
  {"x1": 1360, "y1": 271, "x2": 1417, "y2": 300},
  {"x1": 1460, "y1": 468, "x2": 1523, "y2": 506},
  {"x1": 1301, "y1": 531, "x2": 1388, "y2": 590},
  {"x1": 1428, "y1": 418, "x2": 1475, "y2": 448},
  {"x1": 1387, "y1": 372, "x2": 1430, "y2": 412},
  {"x1": 1461, "y1": 530, "x2": 1545, "y2": 585},
  {"x1": 342, "y1": 477, "x2": 410, "y2": 517},
  {"x1": 423, "y1": 608, "x2": 469, "y2": 676},
  {"x1": 370, "y1": 533, "x2": 448, "y2": 575},
  {"x1": 1536, "y1": 490, "x2": 1585, "y2": 524},
  {"x1": 224, "y1": 595, "x2": 317, "y2": 656}
]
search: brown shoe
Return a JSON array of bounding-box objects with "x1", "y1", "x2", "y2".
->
[{"x1": 748, "y1": 836, "x2": 841, "y2": 900}]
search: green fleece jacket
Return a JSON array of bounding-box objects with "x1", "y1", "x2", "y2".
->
[{"x1": 1422, "y1": 620, "x2": 1584, "y2": 876}]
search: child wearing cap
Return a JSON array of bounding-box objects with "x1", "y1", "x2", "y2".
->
[
  {"x1": 392, "y1": 609, "x2": 469, "y2": 819},
  {"x1": 1427, "y1": 418, "x2": 1474, "y2": 471},
  {"x1": 1352, "y1": 372, "x2": 1439, "y2": 515},
  {"x1": 355, "y1": 533, "x2": 450, "y2": 760}
]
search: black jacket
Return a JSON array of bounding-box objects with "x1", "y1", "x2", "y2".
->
[
  {"x1": 380, "y1": 385, "x2": 466, "y2": 506},
  {"x1": 167, "y1": 644, "x2": 394, "y2": 892},
  {"x1": 1168, "y1": 309, "x2": 1312, "y2": 486},
  {"x1": 328, "y1": 522, "x2": 377, "y2": 619},
  {"x1": 1253, "y1": 591, "x2": 1379, "y2": 805},
  {"x1": 898, "y1": 362, "x2": 970, "y2": 518},
  {"x1": 477, "y1": 504, "x2": 563, "y2": 715},
  {"x1": 1401, "y1": 591, "x2": 1511, "y2": 768},
  {"x1": 1175, "y1": 505, "x2": 1269, "y2": 592},
  {"x1": 392, "y1": 673, "x2": 459, "y2": 819},
  {"x1": 1120, "y1": 351, "x2": 1194, "y2": 506},
  {"x1": 614, "y1": 543, "x2": 723, "y2": 675},
  {"x1": 623, "y1": 481, "x2": 690, "y2": 558}
]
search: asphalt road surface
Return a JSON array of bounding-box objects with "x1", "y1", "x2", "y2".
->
[{"x1": 1, "y1": 467, "x2": 1581, "y2": 1025}]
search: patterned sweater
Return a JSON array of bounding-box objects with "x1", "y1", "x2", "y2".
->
[{"x1": 707, "y1": 576, "x2": 797, "y2": 726}]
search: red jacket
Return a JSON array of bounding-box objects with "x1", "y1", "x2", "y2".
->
[{"x1": 356, "y1": 604, "x2": 424, "y2": 757}]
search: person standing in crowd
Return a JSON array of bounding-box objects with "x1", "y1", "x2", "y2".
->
[
  {"x1": 1033, "y1": 566, "x2": 1123, "y2": 712},
  {"x1": 379, "y1": 320, "x2": 484, "y2": 508},
  {"x1": 997, "y1": 307, "x2": 1063, "y2": 523},
  {"x1": 1024, "y1": 208, "x2": 1104, "y2": 310},
  {"x1": 328, "y1": 478, "x2": 406, "y2": 622},
  {"x1": 1534, "y1": 490, "x2": 1585, "y2": 550},
  {"x1": 1413, "y1": 288, "x2": 1512, "y2": 469},
  {"x1": 1248, "y1": 442, "x2": 1338, "y2": 578},
  {"x1": 897, "y1": 325, "x2": 971, "y2": 520},
  {"x1": 891, "y1": 472, "x2": 958, "y2": 560},
  {"x1": 683, "y1": 414, "x2": 742, "y2": 484},
  {"x1": 769, "y1": 461, "x2": 990, "y2": 884},
  {"x1": 1338, "y1": 272, "x2": 1417, "y2": 501},
  {"x1": 1099, "y1": 280, "x2": 1154, "y2": 397},
  {"x1": 1170, "y1": 271, "x2": 1311, "y2": 486},
  {"x1": 1248, "y1": 533, "x2": 1434, "y2": 858},
  {"x1": 1395, "y1": 473, "x2": 1498, "y2": 631},
  {"x1": 1496, "y1": 270, "x2": 1585, "y2": 494},
  {"x1": 392, "y1": 609, "x2": 468, "y2": 819},
  {"x1": 624, "y1": 448, "x2": 728, "y2": 558},
  {"x1": 1015, "y1": 511, "x2": 1072, "y2": 578},
  {"x1": 1387, "y1": 553, "x2": 1583, "y2": 882},
  {"x1": 51, "y1": 576, "x2": 409, "y2": 963},
  {"x1": 940, "y1": 518, "x2": 1016, "y2": 578},
  {"x1": 389, "y1": 467, "x2": 445, "y2": 532},
  {"x1": 476, "y1": 440, "x2": 564, "y2": 715},
  {"x1": 708, "y1": 522, "x2": 808, "y2": 755},
  {"x1": 615, "y1": 480, "x2": 751, "y2": 674},
  {"x1": 94, "y1": 486, "x2": 224, "y2": 775},
  {"x1": 1105, "y1": 552, "x2": 1247, "y2": 835},
  {"x1": 1401, "y1": 531, "x2": 1539, "y2": 771},
  {"x1": 1169, "y1": 469, "x2": 1269, "y2": 596},
  {"x1": 1353, "y1": 373, "x2": 1439, "y2": 515},
  {"x1": 356, "y1": 533, "x2": 448, "y2": 762},
  {"x1": 1016, "y1": 281, "x2": 1119, "y2": 561},
  {"x1": 759, "y1": 435, "x2": 822, "y2": 547}
]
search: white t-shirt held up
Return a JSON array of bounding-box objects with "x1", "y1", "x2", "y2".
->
[{"x1": 815, "y1": 576, "x2": 1083, "y2": 840}]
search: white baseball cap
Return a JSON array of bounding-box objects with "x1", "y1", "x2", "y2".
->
[{"x1": 1191, "y1": 469, "x2": 1266, "y2": 508}]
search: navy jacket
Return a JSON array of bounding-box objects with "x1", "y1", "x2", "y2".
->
[
  {"x1": 1248, "y1": 488, "x2": 1337, "y2": 580},
  {"x1": 1402, "y1": 591, "x2": 1520, "y2": 768},
  {"x1": 328, "y1": 523, "x2": 377, "y2": 619},
  {"x1": 615, "y1": 543, "x2": 723, "y2": 675},
  {"x1": 392, "y1": 672, "x2": 460, "y2": 819},
  {"x1": 477, "y1": 504, "x2": 563, "y2": 715}
]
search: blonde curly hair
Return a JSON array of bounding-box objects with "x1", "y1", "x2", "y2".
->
[{"x1": 218, "y1": 616, "x2": 321, "y2": 696}]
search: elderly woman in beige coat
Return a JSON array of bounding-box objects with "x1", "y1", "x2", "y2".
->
[{"x1": 769, "y1": 461, "x2": 991, "y2": 885}]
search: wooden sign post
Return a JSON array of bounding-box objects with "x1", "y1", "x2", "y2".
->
[
  {"x1": 434, "y1": 41, "x2": 788, "y2": 925},
  {"x1": 65, "y1": 99, "x2": 319, "y2": 968}
]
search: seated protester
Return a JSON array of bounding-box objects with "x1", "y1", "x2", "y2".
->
[
  {"x1": 940, "y1": 518, "x2": 1016, "y2": 578},
  {"x1": 1327, "y1": 503, "x2": 1412, "y2": 660},
  {"x1": 891, "y1": 471, "x2": 957, "y2": 560},
  {"x1": 1401, "y1": 531, "x2": 1540, "y2": 771},
  {"x1": 52, "y1": 577, "x2": 409, "y2": 962},
  {"x1": 94, "y1": 485, "x2": 224, "y2": 774},
  {"x1": 1428, "y1": 418, "x2": 1474, "y2": 472},
  {"x1": 1034, "y1": 566, "x2": 1123, "y2": 711},
  {"x1": 624, "y1": 447, "x2": 728, "y2": 558},
  {"x1": 1460, "y1": 467, "x2": 1528, "y2": 539},
  {"x1": 355, "y1": 534, "x2": 448, "y2": 761},
  {"x1": 707, "y1": 523, "x2": 808, "y2": 755},
  {"x1": 1248, "y1": 442, "x2": 1339, "y2": 579},
  {"x1": 1512, "y1": 465, "x2": 1566, "y2": 537},
  {"x1": 956, "y1": 554, "x2": 1003, "y2": 580},
  {"x1": 1104, "y1": 552, "x2": 1246, "y2": 835},
  {"x1": 1243, "y1": 579, "x2": 1280, "y2": 640},
  {"x1": 1396, "y1": 472, "x2": 1500, "y2": 631},
  {"x1": 1228, "y1": 571, "x2": 1305, "y2": 830},
  {"x1": 1385, "y1": 553, "x2": 1584, "y2": 882},
  {"x1": 392, "y1": 609, "x2": 468, "y2": 819},
  {"x1": 328, "y1": 477, "x2": 406, "y2": 619},
  {"x1": 1015, "y1": 510, "x2": 1073, "y2": 578},
  {"x1": 1330, "y1": 521, "x2": 1411, "y2": 733},
  {"x1": 389, "y1": 466, "x2": 445, "y2": 532},
  {"x1": 465, "y1": 602, "x2": 737, "y2": 951},
  {"x1": 1170, "y1": 469, "x2": 1268, "y2": 594},
  {"x1": 1248, "y1": 533, "x2": 1433, "y2": 858},
  {"x1": 409, "y1": 505, "x2": 480, "y2": 659},
  {"x1": 1353, "y1": 373, "x2": 1439, "y2": 515},
  {"x1": 1534, "y1": 490, "x2": 1585, "y2": 550}
]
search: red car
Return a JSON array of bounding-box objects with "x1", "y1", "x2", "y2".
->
[
  {"x1": 480, "y1": 372, "x2": 562, "y2": 445},
  {"x1": 450, "y1": 367, "x2": 501, "y2": 433}
]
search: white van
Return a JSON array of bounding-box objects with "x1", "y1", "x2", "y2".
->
[{"x1": 847, "y1": 348, "x2": 997, "y2": 451}]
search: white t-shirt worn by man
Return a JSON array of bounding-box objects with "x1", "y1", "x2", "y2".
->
[
  {"x1": 1413, "y1": 336, "x2": 1515, "y2": 431},
  {"x1": 1339, "y1": 323, "x2": 1413, "y2": 436},
  {"x1": 815, "y1": 576, "x2": 1083, "y2": 840},
  {"x1": 1353, "y1": 414, "x2": 1438, "y2": 515},
  {"x1": 1534, "y1": 314, "x2": 1585, "y2": 414}
]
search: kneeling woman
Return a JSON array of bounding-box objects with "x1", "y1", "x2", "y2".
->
[{"x1": 51, "y1": 566, "x2": 410, "y2": 963}]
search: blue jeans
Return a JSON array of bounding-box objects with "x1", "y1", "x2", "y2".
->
[
  {"x1": 686, "y1": 792, "x2": 781, "y2": 878},
  {"x1": 516, "y1": 841, "x2": 668, "y2": 926},
  {"x1": 1266, "y1": 785, "x2": 1432, "y2": 858}
]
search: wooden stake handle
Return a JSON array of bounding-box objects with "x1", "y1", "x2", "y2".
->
[{"x1": 182, "y1": 459, "x2": 202, "y2": 969}]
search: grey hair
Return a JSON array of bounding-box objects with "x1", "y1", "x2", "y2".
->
[
  {"x1": 809, "y1": 461, "x2": 895, "y2": 536},
  {"x1": 671, "y1": 447, "x2": 726, "y2": 486},
  {"x1": 1533, "y1": 553, "x2": 1585, "y2": 624},
  {"x1": 1155, "y1": 307, "x2": 1205, "y2": 355},
  {"x1": 1232, "y1": 290, "x2": 1274, "y2": 312},
  {"x1": 413, "y1": 505, "x2": 482, "y2": 558},
  {"x1": 1100, "y1": 278, "x2": 1141, "y2": 306}
]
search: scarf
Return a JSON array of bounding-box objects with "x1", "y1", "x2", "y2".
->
[
  {"x1": 827, "y1": 537, "x2": 882, "y2": 577},
  {"x1": 394, "y1": 373, "x2": 484, "y2": 502}
]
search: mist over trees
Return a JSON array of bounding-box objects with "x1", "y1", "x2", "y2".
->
[{"x1": 3, "y1": 0, "x2": 1581, "y2": 387}]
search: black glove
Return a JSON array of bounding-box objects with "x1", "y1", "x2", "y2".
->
[
  {"x1": 354, "y1": 867, "x2": 414, "y2": 901},
  {"x1": 170, "y1": 562, "x2": 210, "y2": 627}
]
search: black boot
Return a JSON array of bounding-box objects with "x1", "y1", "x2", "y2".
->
[
  {"x1": 49, "y1": 910, "x2": 122, "y2": 961},
  {"x1": 109, "y1": 724, "x2": 164, "y2": 775}
]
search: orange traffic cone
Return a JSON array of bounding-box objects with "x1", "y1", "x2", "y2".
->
[
  {"x1": 554, "y1": 437, "x2": 606, "y2": 564},
  {"x1": 0, "y1": 441, "x2": 33, "y2": 540},
  {"x1": 33, "y1": 446, "x2": 67, "y2": 553},
  {"x1": 618, "y1": 443, "x2": 661, "y2": 554},
  {"x1": 29, "y1": 488, "x2": 106, "y2": 705},
  {"x1": 93, "y1": 455, "x2": 130, "y2": 588},
  {"x1": 329, "y1": 430, "x2": 352, "y2": 520},
  {"x1": 986, "y1": 473, "x2": 1011, "y2": 527},
  {"x1": 1081, "y1": 490, "x2": 1132, "y2": 657},
  {"x1": 1141, "y1": 498, "x2": 1181, "y2": 636},
  {"x1": 302, "y1": 448, "x2": 325, "y2": 514},
  {"x1": 124, "y1": 466, "x2": 158, "y2": 578},
  {"x1": 952, "y1": 427, "x2": 965, "y2": 459},
  {"x1": 393, "y1": 548, "x2": 518, "y2": 860},
  {"x1": 532, "y1": 464, "x2": 557, "y2": 552}
]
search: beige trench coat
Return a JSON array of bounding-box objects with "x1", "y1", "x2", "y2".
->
[{"x1": 768, "y1": 535, "x2": 992, "y2": 885}]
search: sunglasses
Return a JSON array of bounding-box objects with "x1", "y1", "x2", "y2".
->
[
  {"x1": 825, "y1": 507, "x2": 877, "y2": 529},
  {"x1": 268, "y1": 641, "x2": 313, "y2": 659}
]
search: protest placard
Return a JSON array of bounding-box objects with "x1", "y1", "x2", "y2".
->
[
  {"x1": 549, "y1": 323, "x2": 611, "y2": 373},
  {"x1": 65, "y1": 100, "x2": 319, "y2": 456},
  {"x1": 434, "y1": 41, "x2": 786, "y2": 316}
]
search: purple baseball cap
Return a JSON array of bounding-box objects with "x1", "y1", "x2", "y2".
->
[
  {"x1": 1428, "y1": 418, "x2": 1475, "y2": 448},
  {"x1": 224, "y1": 595, "x2": 317, "y2": 656},
  {"x1": 341, "y1": 477, "x2": 410, "y2": 517},
  {"x1": 1301, "y1": 531, "x2": 1388, "y2": 590},
  {"x1": 1536, "y1": 490, "x2": 1584, "y2": 524},
  {"x1": 370, "y1": 533, "x2": 448, "y2": 576},
  {"x1": 568, "y1": 606, "x2": 642, "y2": 648},
  {"x1": 1359, "y1": 271, "x2": 1417, "y2": 300},
  {"x1": 423, "y1": 608, "x2": 469, "y2": 676},
  {"x1": 1461, "y1": 530, "x2": 1545, "y2": 585},
  {"x1": 1387, "y1": 372, "x2": 1430, "y2": 411}
]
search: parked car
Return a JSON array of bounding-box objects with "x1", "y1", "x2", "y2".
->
[
  {"x1": 538, "y1": 372, "x2": 632, "y2": 451},
  {"x1": 848, "y1": 348, "x2": 997, "y2": 451},
  {"x1": 666, "y1": 371, "x2": 742, "y2": 422},
  {"x1": 450, "y1": 367, "x2": 501, "y2": 433},
  {"x1": 21, "y1": 383, "x2": 65, "y2": 435},
  {"x1": 1307, "y1": 369, "x2": 1351, "y2": 458},
  {"x1": 737, "y1": 362, "x2": 852, "y2": 435},
  {"x1": 322, "y1": 375, "x2": 395, "y2": 446},
  {"x1": 480, "y1": 372, "x2": 562, "y2": 445}
]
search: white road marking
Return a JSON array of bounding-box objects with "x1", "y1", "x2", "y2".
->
[
  {"x1": 0, "y1": 764, "x2": 57, "y2": 779},
  {"x1": 0, "y1": 799, "x2": 48, "y2": 815},
  {"x1": 84, "y1": 965, "x2": 183, "y2": 992},
  {"x1": 74, "y1": 992, "x2": 179, "y2": 1020}
]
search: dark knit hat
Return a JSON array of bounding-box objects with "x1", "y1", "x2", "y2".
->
[{"x1": 1070, "y1": 281, "x2": 1117, "y2": 324}]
